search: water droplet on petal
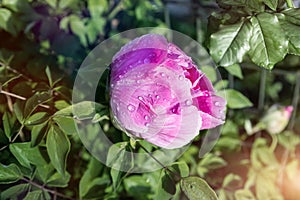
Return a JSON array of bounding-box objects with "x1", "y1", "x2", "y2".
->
[
  {"x1": 214, "y1": 101, "x2": 221, "y2": 106},
  {"x1": 110, "y1": 83, "x2": 114, "y2": 88},
  {"x1": 145, "y1": 122, "x2": 150, "y2": 127},
  {"x1": 185, "y1": 100, "x2": 192, "y2": 106},
  {"x1": 178, "y1": 75, "x2": 184, "y2": 80},
  {"x1": 144, "y1": 115, "x2": 150, "y2": 120},
  {"x1": 138, "y1": 96, "x2": 144, "y2": 101},
  {"x1": 144, "y1": 58, "x2": 150, "y2": 64},
  {"x1": 160, "y1": 72, "x2": 165, "y2": 77},
  {"x1": 155, "y1": 95, "x2": 160, "y2": 99},
  {"x1": 148, "y1": 94, "x2": 152, "y2": 97},
  {"x1": 127, "y1": 104, "x2": 135, "y2": 112},
  {"x1": 136, "y1": 80, "x2": 141, "y2": 84}
]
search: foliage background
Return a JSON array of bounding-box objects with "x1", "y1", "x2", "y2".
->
[{"x1": 0, "y1": 0, "x2": 300, "y2": 199}]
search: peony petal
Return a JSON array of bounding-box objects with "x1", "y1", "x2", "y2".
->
[
  {"x1": 146, "y1": 106, "x2": 201, "y2": 149},
  {"x1": 112, "y1": 34, "x2": 168, "y2": 62}
]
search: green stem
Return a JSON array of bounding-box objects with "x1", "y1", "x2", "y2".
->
[
  {"x1": 139, "y1": 143, "x2": 182, "y2": 179},
  {"x1": 286, "y1": 0, "x2": 295, "y2": 8},
  {"x1": 270, "y1": 134, "x2": 278, "y2": 152},
  {"x1": 22, "y1": 177, "x2": 75, "y2": 200}
]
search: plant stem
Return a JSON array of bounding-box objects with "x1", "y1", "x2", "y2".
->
[
  {"x1": 139, "y1": 143, "x2": 182, "y2": 179},
  {"x1": 286, "y1": 0, "x2": 295, "y2": 8},
  {"x1": 22, "y1": 177, "x2": 75, "y2": 200}
]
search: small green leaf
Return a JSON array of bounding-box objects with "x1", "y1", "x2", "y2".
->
[
  {"x1": 201, "y1": 65, "x2": 217, "y2": 83},
  {"x1": 46, "y1": 171, "x2": 71, "y2": 187},
  {"x1": 222, "y1": 173, "x2": 242, "y2": 188},
  {"x1": 31, "y1": 122, "x2": 48, "y2": 146},
  {"x1": 263, "y1": 0, "x2": 278, "y2": 11},
  {"x1": 25, "y1": 112, "x2": 49, "y2": 126},
  {"x1": 45, "y1": 66, "x2": 53, "y2": 88},
  {"x1": 9, "y1": 142, "x2": 47, "y2": 168},
  {"x1": 24, "y1": 92, "x2": 52, "y2": 119},
  {"x1": 46, "y1": 125, "x2": 70, "y2": 176},
  {"x1": 3, "y1": 112, "x2": 12, "y2": 139},
  {"x1": 13, "y1": 101, "x2": 24, "y2": 124},
  {"x1": 1, "y1": 183, "x2": 29, "y2": 199},
  {"x1": 234, "y1": 189, "x2": 256, "y2": 200},
  {"x1": 249, "y1": 13, "x2": 288, "y2": 69},
  {"x1": 224, "y1": 64, "x2": 243, "y2": 79},
  {"x1": 180, "y1": 176, "x2": 218, "y2": 200},
  {"x1": 161, "y1": 171, "x2": 176, "y2": 195},
  {"x1": 53, "y1": 116, "x2": 77, "y2": 135},
  {"x1": 220, "y1": 89, "x2": 253, "y2": 109},
  {"x1": 170, "y1": 162, "x2": 190, "y2": 178},
  {"x1": 0, "y1": 163, "x2": 22, "y2": 184},
  {"x1": 9, "y1": 143, "x2": 31, "y2": 168},
  {"x1": 79, "y1": 158, "x2": 108, "y2": 198},
  {"x1": 23, "y1": 190, "x2": 49, "y2": 200},
  {"x1": 123, "y1": 175, "x2": 152, "y2": 199}
]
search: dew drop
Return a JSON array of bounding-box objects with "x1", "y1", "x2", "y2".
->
[
  {"x1": 185, "y1": 100, "x2": 192, "y2": 106},
  {"x1": 136, "y1": 80, "x2": 141, "y2": 84},
  {"x1": 110, "y1": 83, "x2": 114, "y2": 88},
  {"x1": 160, "y1": 72, "x2": 165, "y2": 77},
  {"x1": 144, "y1": 58, "x2": 150, "y2": 64},
  {"x1": 127, "y1": 104, "x2": 135, "y2": 112},
  {"x1": 155, "y1": 95, "x2": 160, "y2": 99},
  {"x1": 148, "y1": 94, "x2": 152, "y2": 97},
  {"x1": 138, "y1": 96, "x2": 144, "y2": 101},
  {"x1": 144, "y1": 115, "x2": 150, "y2": 120},
  {"x1": 178, "y1": 75, "x2": 184, "y2": 80},
  {"x1": 214, "y1": 101, "x2": 221, "y2": 106},
  {"x1": 145, "y1": 122, "x2": 150, "y2": 127}
]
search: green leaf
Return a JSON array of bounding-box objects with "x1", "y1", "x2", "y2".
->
[
  {"x1": 45, "y1": 66, "x2": 53, "y2": 88},
  {"x1": 249, "y1": 13, "x2": 288, "y2": 69},
  {"x1": 0, "y1": 8, "x2": 16, "y2": 36},
  {"x1": 9, "y1": 143, "x2": 31, "y2": 168},
  {"x1": 0, "y1": 163, "x2": 22, "y2": 184},
  {"x1": 1, "y1": 183, "x2": 29, "y2": 199},
  {"x1": 279, "y1": 9, "x2": 300, "y2": 55},
  {"x1": 222, "y1": 173, "x2": 242, "y2": 188},
  {"x1": 13, "y1": 101, "x2": 24, "y2": 124},
  {"x1": 88, "y1": 0, "x2": 107, "y2": 18},
  {"x1": 234, "y1": 189, "x2": 256, "y2": 200},
  {"x1": 180, "y1": 176, "x2": 218, "y2": 200},
  {"x1": 24, "y1": 92, "x2": 52, "y2": 119},
  {"x1": 23, "y1": 190, "x2": 50, "y2": 200},
  {"x1": 170, "y1": 162, "x2": 190, "y2": 178},
  {"x1": 79, "y1": 158, "x2": 109, "y2": 198},
  {"x1": 154, "y1": 170, "x2": 175, "y2": 200},
  {"x1": 54, "y1": 101, "x2": 103, "y2": 120},
  {"x1": 197, "y1": 153, "x2": 227, "y2": 177},
  {"x1": 123, "y1": 175, "x2": 152, "y2": 199},
  {"x1": 53, "y1": 116, "x2": 77, "y2": 135},
  {"x1": 201, "y1": 65, "x2": 217, "y2": 83},
  {"x1": 263, "y1": 0, "x2": 278, "y2": 11},
  {"x1": 25, "y1": 112, "x2": 49, "y2": 126},
  {"x1": 106, "y1": 142, "x2": 133, "y2": 172},
  {"x1": 210, "y1": 19, "x2": 251, "y2": 67},
  {"x1": 46, "y1": 171, "x2": 71, "y2": 187},
  {"x1": 3, "y1": 112, "x2": 12, "y2": 139},
  {"x1": 9, "y1": 142, "x2": 47, "y2": 168},
  {"x1": 219, "y1": 89, "x2": 253, "y2": 109},
  {"x1": 46, "y1": 125, "x2": 70, "y2": 176},
  {"x1": 224, "y1": 64, "x2": 243, "y2": 79},
  {"x1": 45, "y1": 0, "x2": 57, "y2": 8},
  {"x1": 69, "y1": 15, "x2": 87, "y2": 46},
  {"x1": 31, "y1": 122, "x2": 48, "y2": 146}
]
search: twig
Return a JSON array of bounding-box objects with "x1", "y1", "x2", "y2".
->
[
  {"x1": 139, "y1": 143, "x2": 182, "y2": 179},
  {"x1": 0, "y1": 90, "x2": 50, "y2": 109},
  {"x1": 22, "y1": 177, "x2": 75, "y2": 200}
]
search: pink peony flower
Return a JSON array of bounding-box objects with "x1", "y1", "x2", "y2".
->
[{"x1": 110, "y1": 34, "x2": 226, "y2": 149}]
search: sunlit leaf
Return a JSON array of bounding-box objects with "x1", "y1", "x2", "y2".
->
[
  {"x1": 249, "y1": 13, "x2": 288, "y2": 69},
  {"x1": 180, "y1": 176, "x2": 218, "y2": 200}
]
